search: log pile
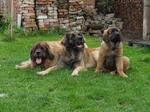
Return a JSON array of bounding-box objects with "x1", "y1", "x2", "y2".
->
[
  {"x1": 104, "y1": 13, "x2": 123, "y2": 29},
  {"x1": 57, "y1": 0, "x2": 69, "y2": 29},
  {"x1": 36, "y1": 0, "x2": 58, "y2": 30},
  {"x1": 69, "y1": 0, "x2": 85, "y2": 31},
  {"x1": 58, "y1": 8, "x2": 69, "y2": 29},
  {"x1": 84, "y1": 13, "x2": 124, "y2": 35},
  {"x1": 14, "y1": 0, "x2": 21, "y2": 22},
  {"x1": 21, "y1": 0, "x2": 37, "y2": 31},
  {"x1": 0, "y1": 0, "x2": 5, "y2": 16}
]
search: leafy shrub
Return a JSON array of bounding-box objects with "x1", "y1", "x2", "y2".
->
[
  {"x1": 0, "y1": 16, "x2": 10, "y2": 32},
  {"x1": 48, "y1": 26, "x2": 66, "y2": 35}
]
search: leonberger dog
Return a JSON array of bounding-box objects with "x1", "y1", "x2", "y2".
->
[
  {"x1": 37, "y1": 32, "x2": 99, "y2": 76},
  {"x1": 16, "y1": 41, "x2": 64, "y2": 72},
  {"x1": 95, "y1": 27, "x2": 130, "y2": 78}
]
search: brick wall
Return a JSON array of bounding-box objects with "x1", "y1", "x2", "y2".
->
[
  {"x1": 83, "y1": 0, "x2": 95, "y2": 8},
  {"x1": 114, "y1": 0, "x2": 143, "y2": 38}
]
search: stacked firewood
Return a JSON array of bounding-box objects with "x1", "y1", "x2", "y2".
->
[
  {"x1": 21, "y1": 0, "x2": 37, "y2": 31},
  {"x1": 36, "y1": 0, "x2": 58, "y2": 30},
  {"x1": 69, "y1": 0, "x2": 84, "y2": 31},
  {"x1": 84, "y1": 13, "x2": 124, "y2": 35},
  {"x1": 57, "y1": 0, "x2": 69, "y2": 29},
  {"x1": 58, "y1": 9, "x2": 69, "y2": 29},
  {"x1": 14, "y1": 0, "x2": 21, "y2": 22},
  {"x1": 20, "y1": 0, "x2": 96, "y2": 31},
  {"x1": 0, "y1": 0, "x2": 5, "y2": 16},
  {"x1": 104, "y1": 13, "x2": 123, "y2": 29}
]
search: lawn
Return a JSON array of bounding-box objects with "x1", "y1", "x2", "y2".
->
[{"x1": 0, "y1": 33, "x2": 150, "y2": 112}]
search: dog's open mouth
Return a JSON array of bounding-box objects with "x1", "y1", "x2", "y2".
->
[
  {"x1": 35, "y1": 58, "x2": 42, "y2": 64},
  {"x1": 76, "y1": 43, "x2": 84, "y2": 48}
]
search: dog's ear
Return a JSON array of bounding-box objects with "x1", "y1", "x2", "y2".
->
[
  {"x1": 71, "y1": 33, "x2": 76, "y2": 38},
  {"x1": 30, "y1": 44, "x2": 38, "y2": 60},
  {"x1": 101, "y1": 30, "x2": 104, "y2": 35},
  {"x1": 47, "y1": 49, "x2": 54, "y2": 60},
  {"x1": 62, "y1": 33, "x2": 71, "y2": 46},
  {"x1": 43, "y1": 43, "x2": 54, "y2": 60},
  {"x1": 79, "y1": 33, "x2": 86, "y2": 43},
  {"x1": 102, "y1": 29, "x2": 109, "y2": 42}
]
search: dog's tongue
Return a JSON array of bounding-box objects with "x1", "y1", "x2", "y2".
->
[
  {"x1": 77, "y1": 44, "x2": 83, "y2": 48},
  {"x1": 36, "y1": 58, "x2": 42, "y2": 64}
]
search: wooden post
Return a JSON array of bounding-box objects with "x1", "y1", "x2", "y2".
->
[
  {"x1": 143, "y1": 0, "x2": 150, "y2": 40},
  {"x1": 10, "y1": 0, "x2": 13, "y2": 39}
]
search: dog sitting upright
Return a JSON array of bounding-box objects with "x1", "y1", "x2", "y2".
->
[
  {"x1": 95, "y1": 27, "x2": 130, "y2": 78},
  {"x1": 37, "y1": 31, "x2": 91, "y2": 76}
]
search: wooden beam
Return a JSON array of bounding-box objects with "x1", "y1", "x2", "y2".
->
[
  {"x1": 10, "y1": 0, "x2": 13, "y2": 39},
  {"x1": 143, "y1": 0, "x2": 150, "y2": 40}
]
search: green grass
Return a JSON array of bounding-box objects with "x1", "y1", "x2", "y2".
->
[{"x1": 0, "y1": 33, "x2": 150, "y2": 112}]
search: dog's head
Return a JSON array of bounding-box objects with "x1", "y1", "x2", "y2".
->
[
  {"x1": 102, "y1": 27, "x2": 122, "y2": 50},
  {"x1": 62, "y1": 32, "x2": 85, "y2": 51},
  {"x1": 30, "y1": 42, "x2": 54, "y2": 65}
]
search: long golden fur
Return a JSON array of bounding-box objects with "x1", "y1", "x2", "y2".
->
[
  {"x1": 95, "y1": 27, "x2": 130, "y2": 78},
  {"x1": 37, "y1": 32, "x2": 99, "y2": 76},
  {"x1": 16, "y1": 41, "x2": 64, "y2": 73}
]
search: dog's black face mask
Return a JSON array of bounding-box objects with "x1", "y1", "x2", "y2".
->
[
  {"x1": 30, "y1": 43, "x2": 54, "y2": 65},
  {"x1": 64, "y1": 32, "x2": 85, "y2": 51},
  {"x1": 108, "y1": 28, "x2": 121, "y2": 50}
]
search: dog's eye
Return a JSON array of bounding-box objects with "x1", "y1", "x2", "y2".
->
[
  {"x1": 78, "y1": 33, "x2": 82, "y2": 36},
  {"x1": 40, "y1": 47, "x2": 44, "y2": 50},
  {"x1": 112, "y1": 28, "x2": 119, "y2": 32}
]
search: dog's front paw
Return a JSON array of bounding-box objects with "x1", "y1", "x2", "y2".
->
[
  {"x1": 15, "y1": 65, "x2": 20, "y2": 69},
  {"x1": 121, "y1": 74, "x2": 128, "y2": 78},
  {"x1": 37, "y1": 71, "x2": 48, "y2": 76},
  {"x1": 95, "y1": 69, "x2": 103, "y2": 73},
  {"x1": 71, "y1": 71, "x2": 79, "y2": 77},
  {"x1": 95, "y1": 69, "x2": 99, "y2": 73}
]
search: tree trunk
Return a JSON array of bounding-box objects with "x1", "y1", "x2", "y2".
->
[{"x1": 143, "y1": 0, "x2": 150, "y2": 40}]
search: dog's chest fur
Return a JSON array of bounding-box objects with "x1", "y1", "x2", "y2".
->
[
  {"x1": 62, "y1": 49, "x2": 83, "y2": 69},
  {"x1": 103, "y1": 50, "x2": 117, "y2": 71}
]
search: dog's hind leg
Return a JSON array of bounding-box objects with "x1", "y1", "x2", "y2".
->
[
  {"x1": 116, "y1": 56, "x2": 128, "y2": 78},
  {"x1": 95, "y1": 48, "x2": 106, "y2": 73},
  {"x1": 123, "y1": 56, "x2": 130, "y2": 71}
]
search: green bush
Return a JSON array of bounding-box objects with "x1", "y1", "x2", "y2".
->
[
  {"x1": 48, "y1": 26, "x2": 66, "y2": 35},
  {"x1": 0, "y1": 16, "x2": 10, "y2": 32}
]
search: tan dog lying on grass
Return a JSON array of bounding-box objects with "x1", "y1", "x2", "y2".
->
[
  {"x1": 16, "y1": 41, "x2": 64, "y2": 71},
  {"x1": 95, "y1": 27, "x2": 130, "y2": 78},
  {"x1": 37, "y1": 32, "x2": 99, "y2": 76}
]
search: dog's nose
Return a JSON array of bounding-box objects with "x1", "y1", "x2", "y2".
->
[
  {"x1": 112, "y1": 47, "x2": 116, "y2": 50},
  {"x1": 36, "y1": 51, "x2": 40, "y2": 55},
  {"x1": 115, "y1": 32, "x2": 120, "y2": 37},
  {"x1": 116, "y1": 33, "x2": 120, "y2": 37},
  {"x1": 79, "y1": 37, "x2": 83, "y2": 40}
]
